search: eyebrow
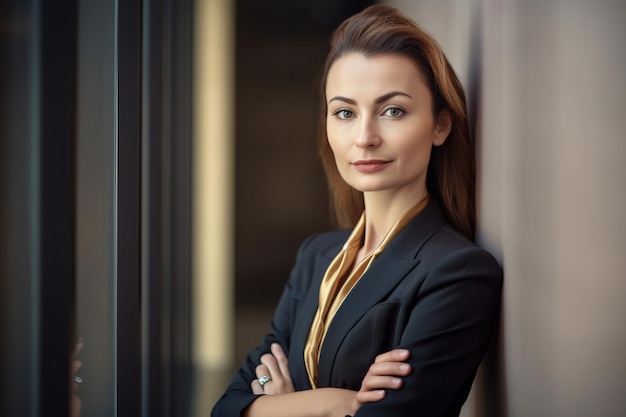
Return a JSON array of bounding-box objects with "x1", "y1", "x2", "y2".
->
[{"x1": 327, "y1": 91, "x2": 413, "y2": 105}]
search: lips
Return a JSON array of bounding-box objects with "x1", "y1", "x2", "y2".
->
[{"x1": 351, "y1": 159, "x2": 391, "y2": 173}]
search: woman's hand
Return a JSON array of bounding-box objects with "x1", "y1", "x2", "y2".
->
[
  {"x1": 353, "y1": 349, "x2": 412, "y2": 408},
  {"x1": 251, "y1": 343, "x2": 295, "y2": 395},
  {"x1": 246, "y1": 347, "x2": 410, "y2": 416},
  {"x1": 70, "y1": 338, "x2": 84, "y2": 417}
]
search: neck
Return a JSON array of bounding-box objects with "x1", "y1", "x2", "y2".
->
[{"x1": 361, "y1": 188, "x2": 429, "y2": 254}]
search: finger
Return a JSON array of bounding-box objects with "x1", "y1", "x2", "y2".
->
[
  {"x1": 71, "y1": 338, "x2": 84, "y2": 359},
  {"x1": 367, "y1": 361, "x2": 411, "y2": 377},
  {"x1": 70, "y1": 360, "x2": 83, "y2": 392},
  {"x1": 71, "y1": 360, "x2": 82, "y2": 375},
  {"x1": 251, "y1": 380, "x2": 264, "y2": 395},
  {"x1": 356, "y1": 389, "x2": 386, "y2": 405},
  {"x1": 73, "y1": 338, "x2": 84, "y2": 355},
  {"x1": 361, "y1": 375, "x2": 403, "y2": 392},
  {"x1": 374, "y1": 349, "x2": 410, "y2": 363},
  {"x1": 255, "y1": 363, "x2": 271, "y2": 380},
  {"x1": 270, "y1": 343, "x2": 290, "y2": 381},
  {"x1": 71, "y1": 375, "x2": 82, "y2": 393},
  {"x1": 70, "y1": 392, "x2": 82, "y2": 417},
  {"x1": 260, "y1": 353, "x2": 281, "y2": 379}
]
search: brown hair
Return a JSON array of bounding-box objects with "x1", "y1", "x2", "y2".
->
[{"x1": 318, "y1": 5, "x2": 475, "y2": 240}]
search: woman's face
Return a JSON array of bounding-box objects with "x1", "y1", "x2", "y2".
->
[{"x1": 325, "y1": 52, "x2": 450, "y2": 198}]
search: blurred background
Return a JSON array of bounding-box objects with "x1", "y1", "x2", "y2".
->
[{"x1": 1, "y1": 0, "x2": 625, "y2": 416}]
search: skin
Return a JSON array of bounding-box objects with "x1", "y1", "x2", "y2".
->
[
  {"x1": 244, "y1": 52, "x2": 451, "y2": 417},
  {"x1": 71, "y1": 338, "x2": 83, "y2": 417}
]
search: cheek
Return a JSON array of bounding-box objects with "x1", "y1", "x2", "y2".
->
[
  {"x1": 329, "y1": 142, "x2": 348, "y2": 172},
  {"x1": 326, "y1": 134, "x2": 352, "y2": 179},
  {"x1": 392, "y1": 129, "x2": 435, "y2": 168},
  {"x1": 326, "y1": 129, "x2": 345, "y2": 160},
  {"x1": 397, "y1": 122, "x2": 436, "y2": 152},
  {"x1": 405, "y1": 134, "x2": 433, "y2": 153},
  {"x1": 404, "y1": 142, "x2": 433, "y2": 168}
]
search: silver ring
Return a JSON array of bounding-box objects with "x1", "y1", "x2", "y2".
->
[
  {"x1": 258, "y1": 375, "x2": 271, "y2": 387},
  {"x1": 72, "y1": 376, "x2": 83, "y2": 384}
]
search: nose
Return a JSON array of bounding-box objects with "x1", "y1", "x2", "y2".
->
[{"x1": 355, "y1": 116, "x2": 381, "y2": 148}]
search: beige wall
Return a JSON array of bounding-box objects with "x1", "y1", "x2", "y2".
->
[{"x1": 386, "y1": 0, "x2": 626, "y2": 416}]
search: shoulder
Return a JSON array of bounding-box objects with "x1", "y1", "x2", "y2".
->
[
  {"x1": 420, "y1": 224, "x2": 503, "y2": 288},
  {"x1": 288, "y1": 228, "x2": 351, "y2": 275},
  {"x1": 283, "y1": 229, "x2": 351, "y2": 297},
  {"x1": 395, "y1": 200, "x2": 502, "y2": 279},
  {"x1": 424, "y1": 223, "x2": 483, "y2": 257}
]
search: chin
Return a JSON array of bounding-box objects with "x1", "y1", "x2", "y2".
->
[
  {"x1": 346, "y1": 181, "x2": 388, "y2": 193},
  {"x1": 341, "y1": 174, "x2": 395, "y2": 193}
]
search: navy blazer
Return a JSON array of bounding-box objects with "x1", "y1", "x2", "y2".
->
[{"x1": 211, "y1": 200, "x2": 503, "y2": 417}]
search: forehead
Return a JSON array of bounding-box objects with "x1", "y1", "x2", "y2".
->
[{"x1": 325, "y1": 52, "x2": 429, "y2": 98}]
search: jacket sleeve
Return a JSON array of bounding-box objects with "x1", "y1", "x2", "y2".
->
[
  {"x1": 355, "y1": 246, "x2": 503, "y2": 417},
  {"x1": 210, "y1": 235, "x2": 316, "y2": 417}
]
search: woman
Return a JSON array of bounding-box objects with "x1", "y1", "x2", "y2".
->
[{"x1": 212, "y1": 5, "x2": 502, "y2": 417}]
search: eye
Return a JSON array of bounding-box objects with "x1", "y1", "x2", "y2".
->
[
  {"x1": 332, "y1": 108, "x2": 354, "y2": 120},
  {"x1": 383, "y1": 106, "x2": 405, "y2": 118}
]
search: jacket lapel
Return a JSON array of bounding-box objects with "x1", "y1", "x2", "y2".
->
[
  {"x1": 316, "y1": 199, "x2": 447, "y2": 387},
  {"x1": 288, "y1": 242, "x2": 340, "y2": 389},
  {"x1": 315, "y1": 252, "x2": 421, "y2": 386}
]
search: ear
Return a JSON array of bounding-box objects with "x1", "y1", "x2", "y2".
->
[{"x1": 433, "y1": 109, "x2": 452, "y2": 146}]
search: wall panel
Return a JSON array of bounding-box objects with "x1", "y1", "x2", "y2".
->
[{"x1": 386, "y1": 0, "x2": 626, "y2": 415}]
